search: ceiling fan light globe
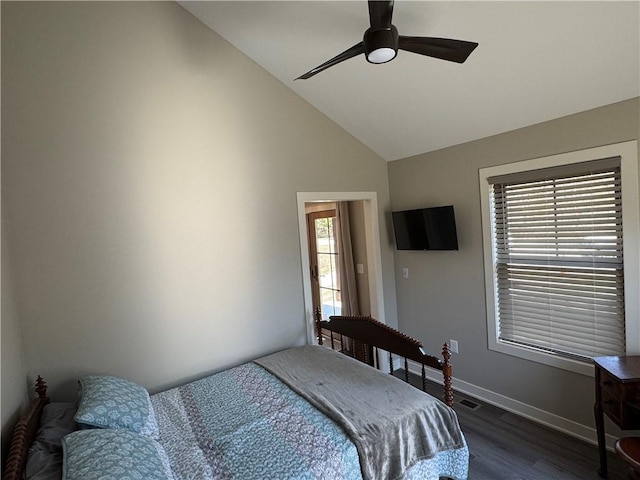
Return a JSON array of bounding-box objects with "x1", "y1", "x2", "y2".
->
[
  {"x1": 367, "y1": 48, "x2": 396, "y2": 64},
  {"x1": 363, "y1": 25, "x2": 399, "y2": 64}
]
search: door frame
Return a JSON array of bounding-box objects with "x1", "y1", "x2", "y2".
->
[{"x1": 296, "y1": 192, "x2": 386, "y2": 344}]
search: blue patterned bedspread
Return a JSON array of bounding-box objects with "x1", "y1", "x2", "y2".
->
[{"x1": 151, "y1": 361, "x2": 468, "y2": 480}]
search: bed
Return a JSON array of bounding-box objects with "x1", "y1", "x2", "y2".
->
[{"x1": 4, "y1": 314, "x2": 469, "y2": 480}]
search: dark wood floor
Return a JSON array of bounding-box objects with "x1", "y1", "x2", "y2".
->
[{"x1": 408, "y1": 374, "x2": 630, "y2": 479}]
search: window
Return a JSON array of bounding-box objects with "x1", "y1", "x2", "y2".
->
[{"x1": 480, "y1": 141, "x2": 640, "y2": 375}]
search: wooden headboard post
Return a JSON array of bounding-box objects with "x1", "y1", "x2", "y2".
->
[
  {"x1": 314, "y1": 308, "x2": 323, "y2": 346},
  {"x1": 442, "y1": 343, "x2": 453, "y2": 408},
  {"x1": 3, "y1": 376, "x2": 49, "y2": 480}
]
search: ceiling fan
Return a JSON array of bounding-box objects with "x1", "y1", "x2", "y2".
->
[{"x1": 296, "y1": 0, "x2": 478, "y2": 80}]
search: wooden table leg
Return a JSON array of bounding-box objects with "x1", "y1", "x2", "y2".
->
[{"x1": 595, "y1": 368, "x2": 608, "y2": 478}]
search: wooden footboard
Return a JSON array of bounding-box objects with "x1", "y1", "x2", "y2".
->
[
  {"x1": 3, "y1": 376, "x2": 49, "y2": 480},
  {"x1": 314, "y1": 310, "x2": 454, "y2": 408}
]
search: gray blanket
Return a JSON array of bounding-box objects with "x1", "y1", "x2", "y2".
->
[{"x1": 255, "y1": 345, "x2": 465, "y2": 480}]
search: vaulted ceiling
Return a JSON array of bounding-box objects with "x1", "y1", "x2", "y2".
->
[{"x1": 180, "y1": 1, "x2": 640, "y2": 161}]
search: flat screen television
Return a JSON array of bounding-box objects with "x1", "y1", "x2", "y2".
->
[{"x1": 392, "y1": 205, "x2": 459, "y2": 251}]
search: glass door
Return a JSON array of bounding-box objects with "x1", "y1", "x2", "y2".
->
[{"x1": 307, "y1": 209, "x2": 342, "y2": 320}]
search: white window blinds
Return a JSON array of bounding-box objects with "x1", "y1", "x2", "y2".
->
[{"x1": 489, "y1": 157, "x2": 625, "y2": 360}]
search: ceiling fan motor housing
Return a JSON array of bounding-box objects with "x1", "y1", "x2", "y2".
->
[{"x1": 364, "y1": 25, "x2": 399, "y2": 64}]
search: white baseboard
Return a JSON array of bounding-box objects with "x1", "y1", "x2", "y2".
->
[{"x1": 407, "y1": 362, "x2": 618, "y2": 451}]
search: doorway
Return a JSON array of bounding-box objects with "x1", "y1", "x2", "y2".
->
[{"x1": 296, "y1": 192, "x2": 386, "y2": 344}]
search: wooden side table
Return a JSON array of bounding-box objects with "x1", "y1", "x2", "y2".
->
[{"x1": 593, "y1": 356, "x2": 640, "y2": 478}]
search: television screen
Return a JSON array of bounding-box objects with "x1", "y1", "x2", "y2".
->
[{"x1": 392, "y1": 205, "x2": 459, "y2": 251}]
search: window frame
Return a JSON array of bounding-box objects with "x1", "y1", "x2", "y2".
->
[{"x1": 479, "y1": 141, "x2": 640, "y2": 376}]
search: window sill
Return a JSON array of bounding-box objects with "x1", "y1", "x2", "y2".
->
[{"x1": 489, "y1": 340, "x2": 595, "y2": 377}]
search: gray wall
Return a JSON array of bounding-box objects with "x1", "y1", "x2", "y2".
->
[
  {"x1": 388, "y1": 98, "x2": 640, "y2": 430},
  {"x1": 1, "y1": 1, "x2": 397, "y2": 407},
  {"x1": 1, "y1": 208, "x2": 28, "y2": 459}
]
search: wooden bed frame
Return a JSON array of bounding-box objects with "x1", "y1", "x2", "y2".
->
[
  {"x1": 4, "y1": 376, "x2": 49, "y2": 480},
  {"x1": 3, "y1": 318, "x2": 454, "y2": 479},
  {"x1": 315, "y1": 310, "x2": 454, "y2": 408}
]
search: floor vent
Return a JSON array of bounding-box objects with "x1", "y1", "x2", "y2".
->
[{"x1": 459, "y1": 398, "x2": 481, "y2": 410}]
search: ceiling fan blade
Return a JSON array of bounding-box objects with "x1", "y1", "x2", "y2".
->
[
  {"x1": 368, "y1": 0, "x2": 394, "y2": 28},
  {"x1": 398, "y1": 36, "x2": 478, "y2": 63},
  {"x1": 295, "y1": 42, "x2": 365, "y2": 80}
]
